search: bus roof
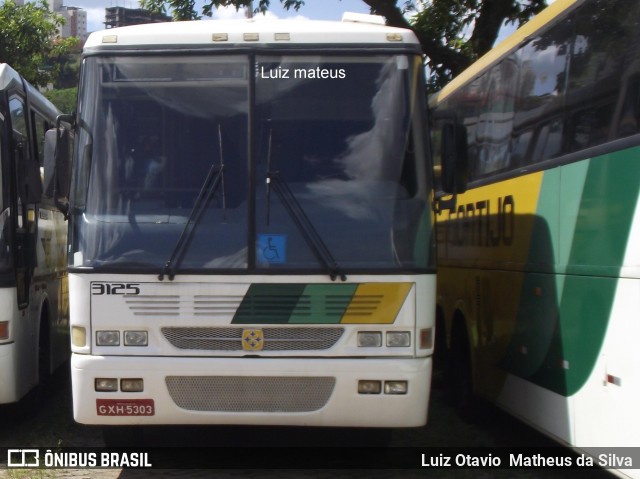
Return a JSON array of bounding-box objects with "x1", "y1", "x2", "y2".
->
[
  {"x1": 83, "y1": 14, "x2": 420, "y2": 52},
  {"x1": 432, "y1": 0, "x2": 581, "y2": 105}
]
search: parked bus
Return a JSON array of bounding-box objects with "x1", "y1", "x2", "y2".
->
[
  {"x1": 0, "y1": 63, "x2": 69, "y2": 404},
  {"x1": 432, "y1": 0, "x2": 640, "y2": 475},
  {"x1": 45, "y1": 13, "x2": 436, "y2": 432}
]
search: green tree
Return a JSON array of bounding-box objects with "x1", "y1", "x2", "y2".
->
[
  {"x1": 140, "y1": 0, "x2": 548, "y2": 90},
  {"x1": 44, "y1": 87, "x2": 77, "y2": 114},
  {"x1": 0, "y1": 0, "x2": 78, "y2": 88}
]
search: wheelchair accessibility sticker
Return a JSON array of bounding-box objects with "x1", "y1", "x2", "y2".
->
[{"x1": 257, "y1": 234, "x2": 287, "y2": 264}]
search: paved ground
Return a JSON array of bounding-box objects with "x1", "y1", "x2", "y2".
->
[{"x1": 0, "y1": 368, "x2": 614, "y2": 479}]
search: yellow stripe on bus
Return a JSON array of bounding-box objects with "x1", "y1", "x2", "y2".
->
[
  {"x1": 436, "y1": 172, "x2": 544, "y2": 268},
  {"x1": 341, "y1": 283, "x2": 413, "y2": 324}
]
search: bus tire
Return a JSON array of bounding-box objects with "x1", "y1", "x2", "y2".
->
[
  {"x1": 434, "y1": 307, "x2": 448, "y2": 372},
  {"x1": 449, "y1": 316, "x2": 475, "y2": 422}
]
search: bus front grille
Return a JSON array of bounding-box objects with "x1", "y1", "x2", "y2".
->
[
  {"x1": 165, "y1": 376, "x2": 336, "y2": 413},
  {"x1": 161, "y1": 327, "x2": 344, "y2": 351}
]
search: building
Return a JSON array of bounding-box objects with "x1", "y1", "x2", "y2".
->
[
  {"x1": 105, "y1": 7, "x2": 172, "y2": 29},
  {"x1": 49, "y1": 0, "x2": 88, "y2": 43}
]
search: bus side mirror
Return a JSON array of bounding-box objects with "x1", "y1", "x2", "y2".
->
[
  {"x1": 44, "y1": 124, "x2": 71, "y2": 216},
  {"x1": 440, "y1": 122, "x2": 468, "y2": 195}
]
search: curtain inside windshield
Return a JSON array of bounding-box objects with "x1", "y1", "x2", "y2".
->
[{"x1": 76, "y1": 56, "x2": 249, "y2": 268}]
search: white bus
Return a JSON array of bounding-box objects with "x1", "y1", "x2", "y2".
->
[
  {"x1": 45, "y1": 14, "x2": 436, "y2": 431},
  {"x1": 0, "y1": 63, "x2": 69, "y2": 404}
]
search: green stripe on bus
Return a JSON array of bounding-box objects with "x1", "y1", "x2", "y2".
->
[
  {"x1": 232, "y1": 283, "x2": 358, "y2": 324},
  {"x1": 504, "y1": 148, "x2": 640, "y2": 396}
]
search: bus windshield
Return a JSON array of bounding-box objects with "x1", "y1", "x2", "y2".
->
[{"x1": 72, "y1": 53, "x2": 431, "y2": 274}]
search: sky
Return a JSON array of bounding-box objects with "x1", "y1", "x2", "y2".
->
[{"x1": 63, "y1": 0, "x2": 371, "y2": 33}]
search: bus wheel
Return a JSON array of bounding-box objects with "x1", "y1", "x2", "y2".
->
[
  {"x1": 434, "y1": 307, "x2": 447, "y2": 372},
  {"x1": 449, "y1": 319, "x2": 475, "y2": 421}
]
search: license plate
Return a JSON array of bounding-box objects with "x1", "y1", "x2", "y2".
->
[{"x1": 97, "y1": 399, "x2": 155, "y2": 416}]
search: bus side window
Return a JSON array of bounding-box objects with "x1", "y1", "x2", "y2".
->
[
  {"x1": 530, "y1": 118, "x2": 563, "y2": 164},
  {"x1": 568, "y1": 102, "x2": 615, "y2": 153},
  {"x1": 9, "y1": 97, "x2": 41, "y2": 206},
  {"x1": 616, "y1": 76, "x2": 640, "y2": 139}
]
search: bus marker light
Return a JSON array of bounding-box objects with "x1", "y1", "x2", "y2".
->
[
  {"x1": 387, "y1": 331, "x2": 410, "y2": 347},
  {"x1": 96, "y1": 331, "x2": 120, "y2": 346},
  {"x1": 71, "y1": 326, "x2": 86, "y2": 347},
  {"x1": 0, "y1": 321, "x2": 8, "y2": 340},
  {"x1": 606, "y1": 374, "x2": 621, "y2": 387},
  {"x1": 212, "y1": 33, "x2": 228, "y2": 42},
  {"x1": 274, "y1": 33, "x2": 290, "y2": 41},
  {"x1": 95, "y1": 378, "x2": 118, "y2": 392},
  {"x1": 419, "y1": 328, "x2": 433, "y2": 349},
  {"x1": 358, "y1": 380, "x2": 381, "y2": 394},
  {"x1": 124, "y1": 331, "x2": 148, "y2": 347},
  {"x1": 357, "y1": 331, "x2": 382, "y2": 347},
  {"x1": 121, "y1": 378, "x2": 144, "y2": 392},
  {"x1": 384, "y1": 381, "x2": 408, "y2": 395}
]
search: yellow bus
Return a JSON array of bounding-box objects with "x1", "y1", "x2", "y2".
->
[{"x1": 433, "y1": 0, "x2": 640, "y2": 476}]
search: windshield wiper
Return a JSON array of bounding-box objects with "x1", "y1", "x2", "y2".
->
[
  {"x1": 158, "y1": 163, "x2": 224, "y2": 280},
  {"x1": 264, "y1": 128, "x2": 345, "y2": 282},
  {"x1": 159, "y1": 126, "x2": 226, "y2": 281},
  {"x1": 266, "y1": 170, "x2": 347, "y2": 282}
]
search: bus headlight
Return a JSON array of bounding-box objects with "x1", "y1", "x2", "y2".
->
[
  {"x1": 96, "y1": 331, "x2": 120, "y2": 346},
  {"x1": 358, "y1": 380, "x2": 381, "y2": 394},
  {"x1": 124, "y1": 331, "x2": 148, "y2": 347},
  {"x1": 95, "y1": 378, "x2": 118, "y2": 392},
  {"x1": 121, "y1": 378, "x2": 144, "y2": 392},
  {"x1": 386, "y1": 331, "x2": 411, "y2": 347},
  {"x1": 357, "y1": 331, "x2": 382, "y2": 347},
  {"x1": 384, "y1": 381, "x2": 408, "y2": 394}
]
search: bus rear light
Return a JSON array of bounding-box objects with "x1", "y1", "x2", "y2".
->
[
  {"x1": 386, "y1": 331, "x2": 411, "y2": 347},
  {"x1": 0, "y1": 321, "x2": 8, "y2": 340},
  {"x1": 384, "y1": 381, "x2": 408, "y2": 395},
  {"x1": 95, "y1": 378, "x2": 118, "y2": 392},
  {"x1": 72, "y1": 326, "x2": 86, "y2": 347},
  {"x1": 121, "y1": 378, "x2": 144, "y2": 392},
  {"x1": 358, "y1": 380, "x2": 381, "y2": 394},
  {"x1": 419, "y1": 327, "x2": 433, "y2": 350},
  {"x1": 96, "y1": 331, "x2": 120, "y2": 346},
  {"x1": 124, "y1": 331, "x2": 148, "y2": 347},
  {"x1": 357, "y1": 332, "x2": 382, "y2": 347}
]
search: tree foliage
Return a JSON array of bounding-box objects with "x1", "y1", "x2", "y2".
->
[
  {"x1": 44, "y1": 87, "x2": 78, "y2": 114},
  {"x1": 139, "y1": 0, "x2": 548, "y2": 90},
  {"x1": 411, "y1": 0, "x2": 548, "y2": 89},
  {"x1": 140, "y1": 0, "x2": 202, "y2": 20},
  {"x1": 0, "y1": 0, "x2": 78, "y2": 88}
]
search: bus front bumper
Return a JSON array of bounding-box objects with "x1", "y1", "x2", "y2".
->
[{"x1": 71, "y1": 353, "x2": 431, "y2": 427}]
